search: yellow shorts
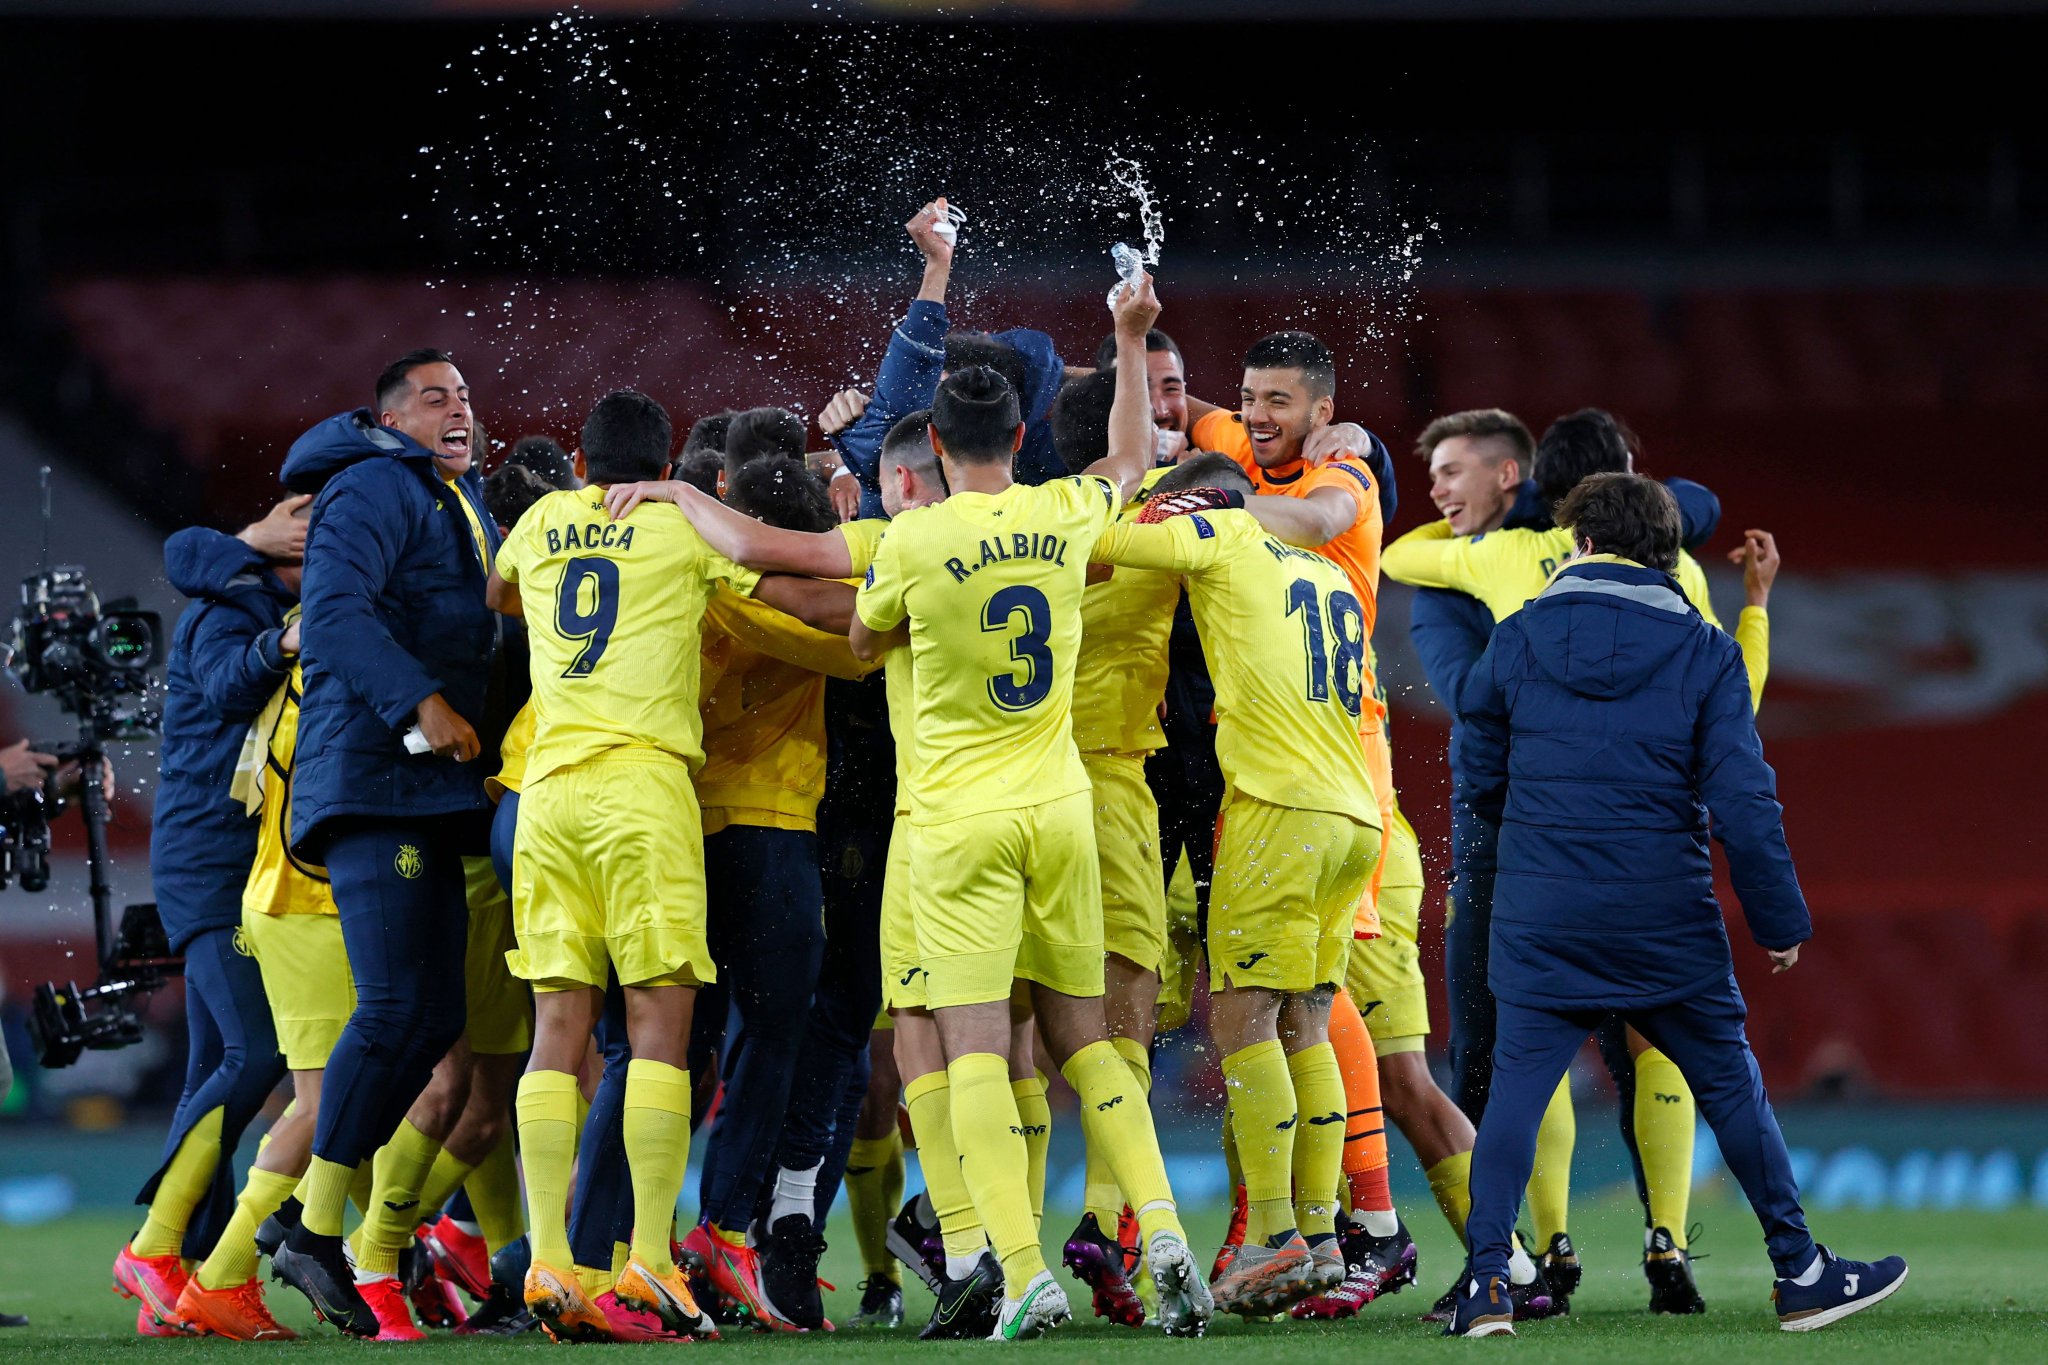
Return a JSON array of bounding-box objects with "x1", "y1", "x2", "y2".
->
[
  {"x1": 880, "y1": 811, "x2": 927, "y2": 1012},
  {"x1": 909, "y1": 790, "x2": 1104, "y2": 1009},
  {"x1": 463, "y1": 856, "x2": 533, "y2": 1054},
  {"x1": 508, "y1": 755, "x2": 715, "y2": 992},
  {"x1": 1209, "y1": 792, "x2": 1380, "y2": 995},
  {"x1": 1344, "y1": 806, "x2": 1429, "y2": 1042},
  {"x1": 1083, "y1": 752, "x2": 1167, "y2": 975},
  {"x1": 241, "y1": 908, "x2": 354, "y2": 1071}
]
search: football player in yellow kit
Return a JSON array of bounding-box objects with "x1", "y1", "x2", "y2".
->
[
  {"x1": 845, "y1": 276, "x2": 1210, "y2": 1342},
  {"x1": 487, "y1": 390, "x2": 845, "y2": 1342},
  {"x1": 1089, "y1": 453, "x2": 1386, "y2": 1319},
  {"x1": 605, "y1": 414, "x2": 1029, "y2": 1340},
  {"x1": 1045, "y1": 368, "x2": 1181, "y2": 1326}
]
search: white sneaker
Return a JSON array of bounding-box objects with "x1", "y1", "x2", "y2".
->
[
  {"x1": 1147, "y1": 1230, "x2": 1214, "y2": 1338},
  {"x1": 988, "y1": 1270, "x2": 1071, "y2": 1342}
]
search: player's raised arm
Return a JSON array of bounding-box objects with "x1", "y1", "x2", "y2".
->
[
  {"x1": 1379, "y1": 518, "x2": 1463, "y2": 589},
  {"x1": 752, "y1": 574, "x2": 861, "y2": 638},
  {"x1": 605, "y1": 479, "x2": 855, "y2": 579},
  {"x1": 1084, "y1": 271, "x2": 1162, "y2": 505}
]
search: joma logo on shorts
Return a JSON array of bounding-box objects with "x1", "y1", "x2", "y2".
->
[{"x1": 1235, "y1": 951, "x2": 1269, "y2": 970}]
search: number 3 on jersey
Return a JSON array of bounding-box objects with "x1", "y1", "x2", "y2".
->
[
  {"x1": 1285, "y1": 577, "x2": 1365, "y2": 717},
  {"x1": 983, "y1": 584, "x2": 1054, "y2": 711},
  {"x1": 557, "y1": 556, "x2": 620, "y2": 677}
]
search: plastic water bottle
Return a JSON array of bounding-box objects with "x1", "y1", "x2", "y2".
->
[
  {"x1": 1106, "y1": 241, "x2": 1145, "y2": 310},
  {"x1": 932, "y1": 204, "x2": 967, "y2": 244}
]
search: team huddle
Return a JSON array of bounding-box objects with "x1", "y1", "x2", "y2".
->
[{"x1": 114, "y1": 199, "x2": 1907, "y2": 1346}]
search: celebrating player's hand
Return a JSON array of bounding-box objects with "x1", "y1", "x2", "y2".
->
[
  {"x1": 1729, "y1": 529, "x2": 1780, "y2": 610},
  {"x1": 415, "y1": 693, "x2": 481, "y2": 763},
  {"x1": 0, "y1": 739, "x2": 58, "y2": 795},
  {"x1": 1112, "y1": 269, "x2": 1161, "y2": 338},
  {"x1": 1302, "y1": 421, "x2": 1369, "y2": 468},
  {"x1": 603, "y1": 479, "x2": 689, "y2": 522},
  {"x1": 829, "y1": 469, "x2": 861, "y2": 523},
  {"x1": 907, "y1": 197, "x2": 956, "y2": 269},
  {"x1": 817, "y1": 388, "x2": 870, "y2": 438},
  {"x1": 1769, "y1": 944, "x2": 1801, "y2": 974},
  {"x1": 238, "y1": 493, "x2": 313, "y2": 562}
]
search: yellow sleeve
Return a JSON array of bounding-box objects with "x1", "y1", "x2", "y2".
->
[
  {"x1": 1381, "y1": 519, "x2": 1470, "y2": 590},
  {"x1": 703, "y1": 547, "x2": 761, "y2": 600},
  {"x1": 1734, "y1": 605, "x2": 1769, "y2": 715},
  {"x1": 837, "y1": 518, "x2": 889, "y2": 578},
  {"x1": 495, "y1": 515, "x2": 529, "y2": 583},
  {"x1": 1092, "y1": 512, "x2": 1230, "y2": 573},
  {"x1": 854, "y1": 523, "x2": 908, "y2": 632},
  {"x1": 705, "y1": 589, "x2": 876, "y2": 681}
]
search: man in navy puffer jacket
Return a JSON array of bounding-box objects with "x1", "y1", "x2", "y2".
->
[
  {"x1": 1445, "y1": 473, "x2": 1905, "y2": 1337},
  {"x1": 269, "y1": 349, "x2": 501, "y2": 1336},
  {"x1": 112, "y1": 502, "x2": 302, "y2": 1329}
]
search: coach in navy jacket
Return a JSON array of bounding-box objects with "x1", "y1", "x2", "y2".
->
[
  {"x1": 267, "y1": 352, "x2": 500, "y2": 1327},
  {"x1": 139, "y1": 523, "x2": 296, "y2": 1257},
  {"x1": 1453, "y1": 473, "x2": 1819, "y2": 1302},
  {"x1": 282, "y1": 411, "x2": 497, "y2": 848}
]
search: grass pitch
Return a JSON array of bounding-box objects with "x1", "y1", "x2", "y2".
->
[{"x1": 2, "y1": 1196, "x2": 2041, "y2": 1362}]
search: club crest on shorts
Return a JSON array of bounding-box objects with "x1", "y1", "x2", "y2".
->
[{"x1": 394, "y1": 843, "x2": 425, "y2": 879}]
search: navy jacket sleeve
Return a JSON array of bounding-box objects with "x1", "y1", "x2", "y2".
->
[
  {"x1": 1409, "y1": 587, "x2": 1495, "y2": 715},
  {"x1": 1693, "y1": 642, "x2": 1811, "y2": 949},
  {"x1": 1451, "y1": 627, "x2": 1515, "y2": 905},
  {"x1": 300, "y1": 471, "x2": 444, "y2": 731},
  {"x1": 1360, "y1": 429, "x2": 1397, "y2": 528},
  {"x1": 187, "y1": 603, "x2": 289, "y2": 722},
  {"x1": 832, "y1": 299, "x2": 949, "y2": 519},
  {"x1": 1664, "y1": 477, "x2": 1722, "y2": 550}
]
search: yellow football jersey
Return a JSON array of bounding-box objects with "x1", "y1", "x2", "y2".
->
[
  {"x1": 839, "y1": 519, "x2": 922, "y2": 809},
  {"x1": 1072, "y1": 466, "x2": 1179, "y2": 756},
  {"x1": 1381, "y1": 519, "x2": 1769, "y2": 710},
  {"x1": 698, "y1": 590, "x2": 871, "y2": 833},
  {"x1": 1094, "y1": 508, "x2": 1379, "y2": 828},
  {"x1": 855, "y1": 475, "x2": 1119, "y2": 825},
  {"x1": 496, "y1": 488, "x2": 761, "y2": 782},
  {"x1": 487, "y1": 699, "x2": 535, "y2": 801},
  {"x1": 241, "y1": 661, "x2": 336, "y2": 919}
]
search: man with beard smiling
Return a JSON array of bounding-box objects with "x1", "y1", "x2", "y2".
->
[{"x1": 270, "y1": 350, "x2": 501, "y2": 1337}]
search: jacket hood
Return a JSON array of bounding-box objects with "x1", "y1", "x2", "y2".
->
[
  {"x1": 163, "y1": 526, "x2": 276, "y2": 603},
  {"x1": 1520, "y1": 558, "x2": 1701, "y2": 700},
  {"x1": 282, "y1": 409, "x2": 439, "y2": 495},
  {"x1": 989, "y1": 327, "x2": 1065, "y2": 425}
]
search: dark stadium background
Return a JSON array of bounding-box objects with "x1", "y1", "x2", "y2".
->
[{"x1": 1, "y1": 1, "x2": 2042, "y2": 1224}]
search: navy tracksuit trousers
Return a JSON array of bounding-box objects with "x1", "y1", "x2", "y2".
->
[
  {"x1": 1467, "y1": 979, "x2": 1816, "y2": 1282},
  {"x1": 141, "y1": 925, "x2": 286, "y2": 1259},
  {"x1": 312, "y1": 818, "x2": 469, "y2": 1167},
  {"x1": 694, "y1": 826, "x2": 825, "y2": 1231}
]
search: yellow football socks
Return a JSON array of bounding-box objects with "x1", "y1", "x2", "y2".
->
[
  {"x1": 1062, "y1": 1040, "x2": 1184, "y2": 1246},
  {"x1": 347, "y1": 1160, "x2": 377, "y2": 1223},
  {"x1": 516, "y1": 1069, "x2": 582, "y2": 1270},
  {"x1": 133, "y1": 1105, "x2": 224, "y2": 1258},
  {"x1": 352, "y1": 1120, "x2": 444, "y2": 1277},
  {"x1": 948, "y1": 1052, "x2": 1044, "y2": 1294},
  {"x1": 1084, "y1": 1038, "x2": 1154, "y2": 1231},
  {"x1": 623, "y1": 1058, "x2": 693, "y2": 1276},
  {"x1": 414, "y1": 1148, "x2": 478, "y2": 1229},
  {"x1": 466, "y1": 1130, "x2": 527, "y2": 1254},
  {"x1": 1285, "y1": 1042, "x2": 1345, "y2": 1239},
  {"x1": 297, "y1": 1154, "x2": 357, "y2": 1240},
  {"x1": 904, "y1": 1071, "x2": 985, "y2": 1262},
  {"x1": 1425, "y1": 1150, "x2": 1472, "y2": 1238},
  {"x1": 1221, "y1": 1039, "x2": 1296, "y2": 1245},
  {"x1": 1634, "y1": 1048, "x2": 1695, "y2": 1247},
  {"x1": 1527, "y1": 1077, "x2": 1575, "y2": 1251},
  {"x1": 195, "y1": 1164, "x2": 299, "y2": 1290},
  {"x1": 1011, "y1": 1074, "x2": 1052, "y2": 1232},
  {"x1": 845, "y1": 1131, "x2": 905, "y2": 1282}
]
